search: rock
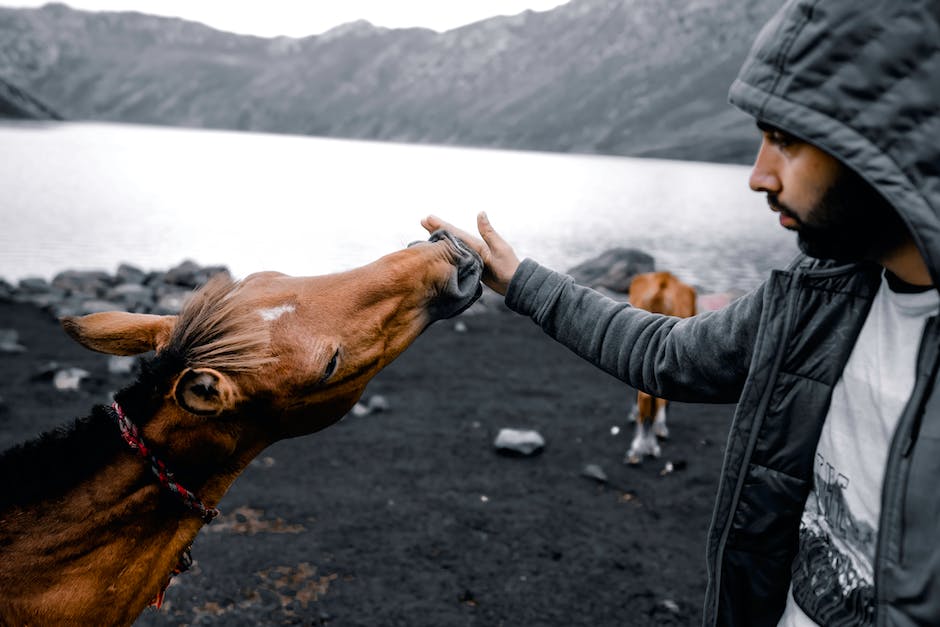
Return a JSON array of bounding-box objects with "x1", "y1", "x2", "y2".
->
[
  {"x1": 0, "y1": 329, "x2": 26, "y2": 353},
  {"x1": 661, "y1": 599, "x2": 681, "y2": 613},
  {"x1": 52, "y1": 270, "x2": 112, "y2": 297},
  {"x1": 53, "y1": 367, "x2": 91, "y2": 391},
  {"x1": 566, "y1": 248, "x2": 655, "y2": 293},
  {"x1": 660, "y1": 460, "x2": 688, "y2": 476},
  {"x1": 116, "y1": 263, "x2": 147, "y2": 284},
  {"x1": 105, "y1": 283, "x2": 154, "y2": 311},
  {"x1": 367, "y1": 394, "x2": 390, "y2": 413},
  {"x1": 79, "y1": 299, "x2": 124, "y2": 315},
  {"x1": 107, "y1": 355, "x2": 137, "y2": 375},
  {"x1": 17, "y1": 277, "x2": 51, "y2": 294},
  {"x1": 494, "y1": 428, "x2": 545, "y2": 456},
  {"x1": 163, "y1": 260, "x2": 204, "y2": 288},
  {"x1": 17, "y1": 290, "x2": 67, "y2": 311},
  {"x1": 164, "y1": 260, "x2": 230, "y2": 289},
  {"x1": 581, "y1": 463, "x2": 608, "y2": 483},
  {"x1": 153, "y1": 291, "x2": 188, "y2": 315},
  {"x1": 350, "y1": 402, "x2": 371, "y2": 418},
  {"x1": 453, "y1": 320, "x2": 468, "y2": 333}
]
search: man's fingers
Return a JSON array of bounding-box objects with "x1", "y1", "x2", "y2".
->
[
  {"x1": 422, "y1": 214, "x2": 488, "y2": 257},
  {"x1": 477, "y1": 211, "x2": 507, "y2": 251}
]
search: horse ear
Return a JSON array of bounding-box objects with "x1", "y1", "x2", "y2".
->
[
  {"x1": 61, "y1": 312, "x2": 177, "y2": 356},
  {"x1": 174, "y1": 368, "x2": 239, "y2": 416}
]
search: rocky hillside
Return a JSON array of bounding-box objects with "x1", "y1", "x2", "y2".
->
[
  {"x1": 0, "y1": 75, "x2": 60, "y2": 119},
  {"x1": 0, "y1": 0, "x2": 780, "y2": 163}
]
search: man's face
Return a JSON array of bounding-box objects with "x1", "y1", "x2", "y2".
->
[{"x1": 749, "y1": 122, "x2": 908, "y2": 262}]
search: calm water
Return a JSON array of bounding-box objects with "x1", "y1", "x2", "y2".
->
[{"x1": 0, "y1": 121, "x2": 796, "y2": 293}]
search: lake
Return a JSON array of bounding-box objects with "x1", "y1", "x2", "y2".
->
[{"x1": 0, "y1": 121, "x2": 796, "y2": 294}]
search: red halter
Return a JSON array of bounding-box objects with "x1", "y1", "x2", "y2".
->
[
  {"x1": 109, "y1": 401, "x2": 220, "y2": 522},
  {"x1": 108, "y1": 401, "x2": 220, "y2": 608}
]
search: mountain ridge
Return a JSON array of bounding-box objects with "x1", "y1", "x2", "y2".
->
[{"x1": 0, "y1": 0, "x2": 780, "y2": 163}]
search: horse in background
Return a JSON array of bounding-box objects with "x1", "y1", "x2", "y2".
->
[
  {"x1": 625, "y1": 271, "x2": 696, "y2": 465},
  {"x1": 0, "y1": 230, "x2": 481, "y2": 625}
]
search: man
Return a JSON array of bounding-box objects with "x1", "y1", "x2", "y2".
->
[{"x1": 422, "y1": 1, "x2": 940, "y2": 625}]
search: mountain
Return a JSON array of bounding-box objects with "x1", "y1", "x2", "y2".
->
[
  {"x1": 0, "y1": 75, "x2": 60, "y2": 119},
  {"x1": 0, "y1": 1, "x2": 780, "y2": 163}
]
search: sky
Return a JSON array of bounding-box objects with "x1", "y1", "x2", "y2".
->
[{"x1": 0, "y1": 1, "x2": 571, "y2": 37}]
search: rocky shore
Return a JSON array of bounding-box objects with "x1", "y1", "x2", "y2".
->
[{"x1": 0, "y1": 259, "x2": 231, "y2": 319}]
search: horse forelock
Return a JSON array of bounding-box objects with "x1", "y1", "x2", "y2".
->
[{"x1": 167, "y1": 275, "x2": 276, "y2": 373}]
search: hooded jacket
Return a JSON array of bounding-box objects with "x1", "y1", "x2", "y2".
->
[{"x1": 504, "y1": 1, "x2": 940, "y2": 625}]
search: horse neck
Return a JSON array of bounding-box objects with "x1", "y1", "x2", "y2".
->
[{"x1": 0, "y1": 400, "x2": 257, "y2": 625}]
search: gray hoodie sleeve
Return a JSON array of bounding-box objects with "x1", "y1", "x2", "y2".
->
[{"x1": 505, "y1": 258, "x2": 764, "y2": 403}]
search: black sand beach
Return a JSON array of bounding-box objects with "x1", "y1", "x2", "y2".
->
[{"x1": 0, "y1": 294, "x2": 735, "y2": 626}]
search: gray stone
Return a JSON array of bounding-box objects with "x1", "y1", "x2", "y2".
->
[
  {"x1": 80, "y1": 300, "x2": 125, "y2": 315},
  {"x1": 350, "y1": 402, "x2": 371, "y2": 418},
  {"x1": 163, "y1": 261, "x2": 228, "y2": 289},
  {"x1": 53, "y1": 367, "x2": 91, "y2": 391},
  {"x1": 106, "y1": 283, "x2": 154, "y2": 309},
  {"x1": 0, "y1": 329, "x2": 26, "y2": 353},
  {"x1": 163, "y1": 259, "x2": 203, "y2": 287},
  {"x1": 18, "y1": 277, "x2": 51, "y2": 293},
  {"x1": 453, "y1": 320, "x2": 468, "y2": 333},
  {"x1": 108, "y1": 355, "x2": 137, "y2": 375},
  {"x1": 367, "y1": 394, "x2": 390, "y2": 413},
  {"x1": 566, "y1": 248, "x2": 655, "y2": 293},
  {"x1": 494, "y1": 428, "x2": 545, "y2": 456},
  {"x1": 153, "y1": 291, "x2": 188, "y2": 315},
  {"x1": 52, "y1": 270, "x2": 112, "y2": 297},
  {"x1": 581, "y1": 463, "x2": 609, "y2": 483},
  {"x1": 116, "y1": 263, "x2": 147, "y2": 284}
]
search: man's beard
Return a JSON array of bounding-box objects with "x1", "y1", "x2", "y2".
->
[{"x1": 768, "y1": 167, "x2": 909, "y2": 263}]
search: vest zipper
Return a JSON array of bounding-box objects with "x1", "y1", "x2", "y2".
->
[
  {"x1": 873, "y1": 315, "x2": 940, "y2": 624},
  {"x1": 707, "y1": 268, "x2": 802, "y2": 625}
]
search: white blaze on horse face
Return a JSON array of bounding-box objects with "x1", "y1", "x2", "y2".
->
[{"x1": 258, "y1": 304, "x2": 296, "y2": 322}]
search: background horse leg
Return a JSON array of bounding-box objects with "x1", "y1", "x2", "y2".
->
[{"x1": 626, "y1": 390, "x2": 660, "y2": 464}]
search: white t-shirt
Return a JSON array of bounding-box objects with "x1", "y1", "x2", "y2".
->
[{"x1": 778, "y1": 272, "x2": 938, "y2": 627}]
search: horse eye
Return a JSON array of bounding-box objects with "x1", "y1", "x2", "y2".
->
[{"x1": 322, "y1": 350, "x2": 339, "y2": 381}]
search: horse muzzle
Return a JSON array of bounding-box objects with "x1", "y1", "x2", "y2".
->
[{"x1": 417, "y1": 230, "x2": 484, "y2": 320}]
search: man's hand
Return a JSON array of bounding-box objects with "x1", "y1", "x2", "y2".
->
[{"x1": 421, "y1": 212, "x2": 520, "y2": 295}]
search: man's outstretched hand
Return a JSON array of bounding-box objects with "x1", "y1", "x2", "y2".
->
[{"x1": 421, "y1": 212, "x2": 520, "y2": 295}]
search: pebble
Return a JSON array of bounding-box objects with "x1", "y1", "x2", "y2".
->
[
  {"x1": 581, "y1": 463, "x2": 609, "y2": 483},
  {"x1": 107, "y1": 355, "x2": 137, "y2": 375},
  {"x1": 0, "y1": 329, "x2": 26, "y2": 353},
  {"x1": 53, "y1": 367, "x2": 91, "y2": 391},
  {"x1": 493, "y1": 428, "x2": 545, "y2": 456}
]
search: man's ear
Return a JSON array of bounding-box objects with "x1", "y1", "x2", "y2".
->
[
  {"x1": 61, "y1": 312, "x2": 177, "y2": 356},
  {"x1": 174, "y1": 368, "x2": 239, "y2": 416}
]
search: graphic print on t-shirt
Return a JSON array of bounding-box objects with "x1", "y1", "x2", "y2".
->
[{"x1": 791, "y1": 452, "x2": 875, "y2": 626}]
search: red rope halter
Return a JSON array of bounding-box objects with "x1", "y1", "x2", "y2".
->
[
  {"x1": 109, "y1": 401, "x2": 220, "y2": 608},
  {"x1": 109, "y1": 401, "x2": 220, "y2": 523}
]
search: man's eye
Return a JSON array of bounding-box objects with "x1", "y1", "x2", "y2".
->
[{"x1": 770, "y1": 131, "x2": 794, "y2": 148}]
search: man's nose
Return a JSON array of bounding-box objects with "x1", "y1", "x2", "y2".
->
[{"x1": 749, "y1": 138, "x2": 782, "y2": 194}]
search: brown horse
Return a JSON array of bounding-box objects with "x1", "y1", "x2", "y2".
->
[
  {"x1": 625, "y1": 271, "x2": 696, "y2": 465},
  {"x1": 0, "y1": 230, "x2": 482, "y2": 625}
]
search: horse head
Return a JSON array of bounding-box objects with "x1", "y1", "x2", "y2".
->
[{"x1": 61, "y1": 229, "x2": 482, "y2": 476}]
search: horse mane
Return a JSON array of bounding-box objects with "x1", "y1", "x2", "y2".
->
[
  {"x1": 167, "y1": 274, "x2": 276, "y2": 373},
  {"x1": 0, "y1": 275, "x2": 275, "y2": 511}
]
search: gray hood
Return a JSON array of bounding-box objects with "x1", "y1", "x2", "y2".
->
[{"x1": 729, "y1": 0, "x2": 940, "y2": 281}]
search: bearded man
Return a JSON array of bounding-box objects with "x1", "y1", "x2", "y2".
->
[{"x1": 422, "y1": 1, "x2": 940, "y2": 625}]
